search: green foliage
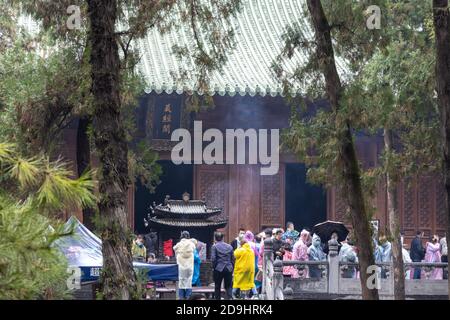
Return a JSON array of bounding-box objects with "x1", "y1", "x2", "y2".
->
[
  {"x1": 133, "y1": 267, "x2": 151, "y2": 300},
  {"x1": 34, "y1": 160, "x2": 96, "y2": 213},
  {"x1": 0, "y1": 6, "x2": 162, "y2": 191},
  {"x1": 119, "y1": 71, "x2": 163, "y2": 191},
  {"x1": 1, "y1": 143, "x2": 97, "y2": 215},
  {"x1": 282, "y1": 107, "x2": 340, "y2": 187},
  {"x1": 128, "y1": 140, "x2": 162, "y2": 193},
  {"x1": 170, "y1": 0, "x2": 242, "y2": 94},
  {"x1": 0, "y1": 0, "x2": 20, "y2": 52},
  {"x1": 0, "y1": 142, "x2": 96, "y2": 299},
  {"x1": 0, "y1": 195, "x2": 70, "y2": 299},
  {"x1": 357, "y1": 1, "x2": 440, "y2": 182},
  {"x1": 0, "y1": 32, "x2": 91, "y2": 155},
  {"x1": 2, "y1": 0, "x2": 242, "y2": 299},
  {"x1": 278, "y1": 0, "x2": 439, "y2": 196},
  {"x1": 1, "y1": 0, "x2": 243, "y2": 188}
]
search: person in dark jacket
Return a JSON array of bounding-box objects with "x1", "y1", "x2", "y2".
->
[
  {"x1": 211, "y1": 232, "x2": 234, "y2": 300},
  {"x1": 410, "y1": 231, "x2": 425, "y2": 279},
  {"x1": 231, "y1": 228, "x2": 246, "y2": 251},
  {"x1": 272, "y1": 229, "x2": 285, "y2": 260},
  {"x1": 144, "y1": 231, "x2": 158, "y2": 260}
]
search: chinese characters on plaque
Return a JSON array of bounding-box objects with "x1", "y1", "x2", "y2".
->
[{"x1": 152, "y1": 95, "x2": 182, "y2": 140}]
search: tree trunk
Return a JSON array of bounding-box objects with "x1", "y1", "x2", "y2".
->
[
  {"x1": 432, "y1": 0, "x2": 450, "y2": 301},
  {"x1": 306, "y1": 0, "x2": 379, "y2": 300},
  {"x1": 384, "y1": 128, "x2": 405, "y2": 300},
  {"x1": 76, "y1": 116, "x2": 96, "y2": 230},
  {"x1": 87, "y1": 0, "x2": 137, "y2": 299}
]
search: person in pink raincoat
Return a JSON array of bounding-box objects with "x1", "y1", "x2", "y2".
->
[
  {"x1": 292, "y1": 229, "x2": 310, "y2": 278},
  {"x1": 422, "y1": 235, "x2": 443, "y2": 280},
  {"x1": 282, "y1": 242, "x2": 298, "y2": 277},
  {"x1": 244, "y1": 231, "x2": 258, "y2": 256},
  {"x1": 257, "y1": 229, "x2": 272, "y2": 271},
  {"x1": 244, "y1": 230, "x2": 259, "y2": 297}
]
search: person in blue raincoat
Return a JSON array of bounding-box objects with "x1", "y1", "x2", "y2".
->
[
  {"x1": 282, "y1": 221, "x2": 300, "y2": 244},
  {"x1": 375, "y1": 235, "x2": 392, "y2": 279},
  {"x1": 339, "y1": 236, "x2": 358, "y2": 278},
  {"x1": 192, "y1": 241, "x2": 202, "y2": 286},
  {"x1": 307, "y1": 234, "x2": 327, "y2": 278}
]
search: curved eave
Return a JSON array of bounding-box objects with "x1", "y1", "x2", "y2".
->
[
  {"x1": 153, "y1": 208, "x2": 222, "y2": 218},
  {"x1": 152, "y1": 212, "x2": 222, "y2": 220},
  {"x1": 142, "y1": 84, "x2": 289, "y2": 98},
  {"x1": 147, "y1": 218, "x2": 228, "y2": 229}
]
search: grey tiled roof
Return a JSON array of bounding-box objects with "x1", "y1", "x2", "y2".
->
[{"x1": 135, "y1": 0, "x2": 348, "y2": 97}]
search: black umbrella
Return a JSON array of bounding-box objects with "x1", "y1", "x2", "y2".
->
[{"x1": 312, "y1": 220, "x2": 349, "y2": 243}]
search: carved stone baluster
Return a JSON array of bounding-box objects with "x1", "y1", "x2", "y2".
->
[
  {"x1": 328, "y1": 238, "x2": 339, "y2": 294},
  {"x1": 273, "y1": 259, "x2": 284, "y2": 300},
  {"x1": 283, "y1": 284, "x2": 294, "y2": 300},
  {"x1": 424, "y1": 264, "x2": 431, "y2": 280},
  {"x1": 262, "y1": 237, "x2": 274, "y2": 300},
  {"x1": 444, "y1": 263, "x2": 448, "y2": 280}
]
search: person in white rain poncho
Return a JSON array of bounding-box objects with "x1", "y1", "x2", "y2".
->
[
  {"x1": 173, "y1": 231, "x2": 197, "y2": 300},
  {"x1": 402, "y1": 239, "x2": 412, "y2": 279}
]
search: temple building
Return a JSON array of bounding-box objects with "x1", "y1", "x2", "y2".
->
[{"x1": 59, "y1": 0, "x2": 447, "y2": 247}]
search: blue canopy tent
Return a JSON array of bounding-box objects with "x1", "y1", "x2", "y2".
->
[{"x1": 54, "y1": 216, "x2": 178, "y2": 282}]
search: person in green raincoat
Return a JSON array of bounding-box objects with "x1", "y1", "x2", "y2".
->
[{"x1": 132, "y1": 235, "x2": 146, "y2": 262}]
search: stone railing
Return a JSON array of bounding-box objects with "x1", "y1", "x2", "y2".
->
[{"x1": 262, "y1": 238, "x2": 449, "y2": 300}]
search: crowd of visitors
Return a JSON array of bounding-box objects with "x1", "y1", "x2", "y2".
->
[
  {"x1": 131, "y1": 222, "x2": 448, "y2": 300},
  {"x1": 408, "y1": 231, "x2": 447, "y2": 280}
]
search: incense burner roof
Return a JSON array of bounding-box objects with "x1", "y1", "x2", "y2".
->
[
  {"x1": 153, "y1": 199, "x2": 222, "y2": 219},
  {"x1": 145, "y1": 194, "x2": 228, "y2": 230}
]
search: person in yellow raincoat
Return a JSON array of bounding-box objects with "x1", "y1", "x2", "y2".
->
[{"x1": 232, "y1": 236, "x2": 255, "y2": 299}]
